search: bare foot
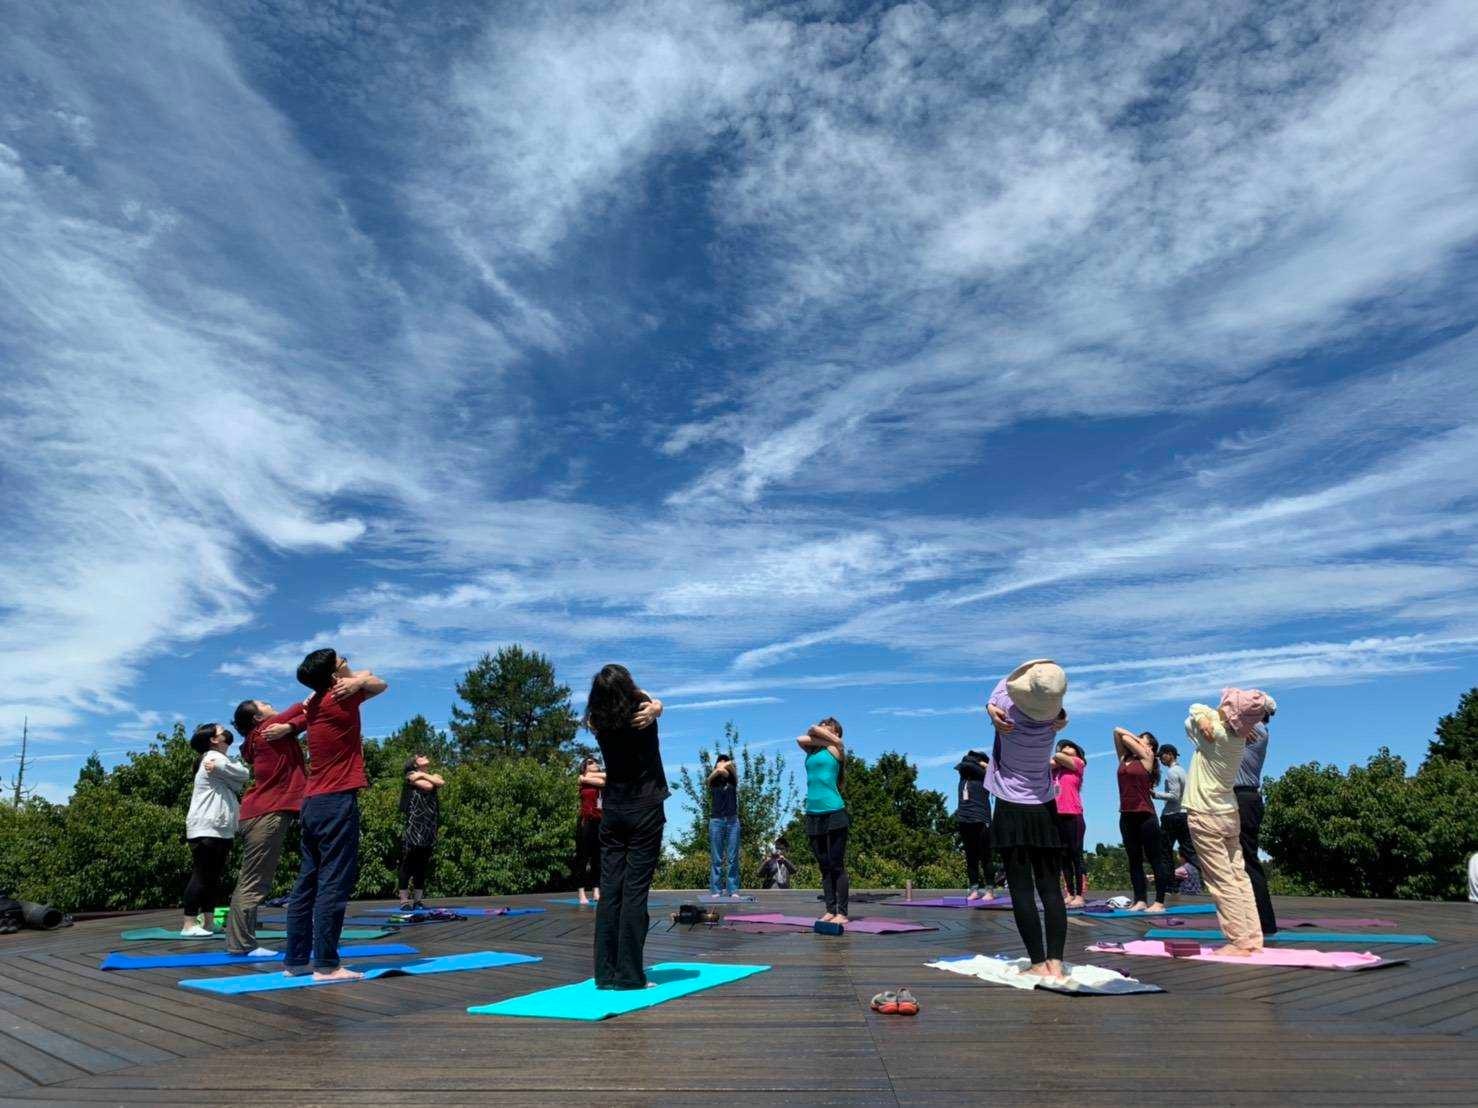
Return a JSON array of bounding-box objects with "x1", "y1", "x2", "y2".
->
[
  {"x1": 1212, "y1": 944, "x2": 1255, "y2": 957},
  {"x1": 1145, "y1": 903, "x2": 1166, "y2": 913},
  {"x1": 1064, "y1": 895, "x2": 1084, "y2": 908},
  {"x1": 832, "y1": 914, "x2": 849, "y2": 925},
  {"x1": 593, "y1": 889, "x2": 600, "y2": 902},
  {"x1": 312, "y1": 966, "x2": 365, "y2": 982},
  {"x1": 578, "y1": 893, "x2": 590, "y2": 906},
  {"x1": 1128, "y1": 901, "x2": 1149, "y2": 912},
  {"x1": 1045, "y1": 959, "x2": 1067, "y2": 979},
  {"x1": 819, "y1": 913, "x2": 836, "y2": 923},
  {"x1": 1022, "y1": 963, "x2": 1055, "y2": 979},
  {"x1": 966, "y1": 889, "x2": 982, "y2": 901},
  {"x1": 979, "y1": 890, "x2": 995, "y2": 902}
]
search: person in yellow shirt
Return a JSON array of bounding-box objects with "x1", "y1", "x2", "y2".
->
[{"x1": 1183, "y1": 688, "x2": 1276, "y2": 956}]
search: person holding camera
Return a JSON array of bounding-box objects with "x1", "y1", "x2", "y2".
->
[{"x1": 759, "y1": 838, "x2": 796, "y2": 889}]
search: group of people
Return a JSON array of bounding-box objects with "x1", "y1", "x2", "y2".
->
[
  {"x1": 179, "y1": 648, "x2": 1277, "y2": 990},
  {"x1": 180, "y1": 650, "x2": 444, "y2": 980},
  {"x1": 951, "y1": 659, "x2": 1279, "y2": 980}
]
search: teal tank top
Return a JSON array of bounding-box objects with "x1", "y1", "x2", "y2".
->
[{"x1": 804, "y1": 748, "x2": 845, "y2": 814}]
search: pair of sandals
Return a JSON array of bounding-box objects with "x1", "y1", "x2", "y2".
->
[{"x1": 870, "y1": 987, "x2": 919, "y2": 1016}]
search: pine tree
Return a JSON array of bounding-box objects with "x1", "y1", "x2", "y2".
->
[
  {"x1": 76, "y1": 751, "x2": 106, "y2": 790},
  {"x1": 449, "y1": 646, "x2": 581, "y2": 761},
  {"x1": 1428, "y1": 686, "x2": 1478, "y2": 767}
]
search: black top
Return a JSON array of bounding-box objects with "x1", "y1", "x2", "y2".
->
[
  {"x1": 954, "y1": 756, "x2": 990, "y2": 824},
  {"x1": 401, "y1": 782, "x2": 439, "y2": 847},
  {"x1": 594, "y1": 717, "x2": 669, "y2": 812},
  {"x1": 710, "y1": 770, "x2": 737, "y2": 820}
]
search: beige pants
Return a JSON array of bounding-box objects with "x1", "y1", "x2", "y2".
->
[
  {"x1": 1187, "y1": 808, "x2": 1263, "y2": 951},
  {"x1": 225, "y1": 811, "x2": 293, "y2": 954}
]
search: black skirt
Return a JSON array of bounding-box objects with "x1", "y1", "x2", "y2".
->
[
  {"x1": 991, "y1": 799, "x2": 1062, "y2": 851},
  {"x1": 804, "y1": 808, "x2": 851, "y2": 837}
]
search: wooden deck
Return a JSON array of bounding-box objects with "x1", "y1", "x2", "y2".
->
[{"x1": 1, "y1": 890, "x2": 1475, "y2": 1105}]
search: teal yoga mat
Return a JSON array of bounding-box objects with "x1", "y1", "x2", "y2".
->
[
  {"x1": 1145, "y1": 928, "x2": 1435, "y2": 945},
  {"x1": 468, "y1": 961, "x2": 770, "y2": 1020},
  {"x1": 179, "y1": 950, "x2": 541, "y2": 993},
  {"x1": 102, "y1": 943, "x2": 418, "y2": 969},
  {"x1": 121, "y1": 927, "x2": 397, "y2": 941},
  {"x1": 1085, "y1": 904, "x2": 1219, "y2": 919}
]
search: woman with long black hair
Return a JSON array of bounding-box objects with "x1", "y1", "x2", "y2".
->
[
  {"x1": 953, "y1": 749, "x2": 993, "y2": 901},
  {"x1": 396, "y1": 755, "x2": 443, "y2": 910},
  {"x1": 180, "y1": 723, "x2": 249, "y2": 936},
  {"x1": 798, "y1": 717, "x2": 850, "y2": 923},
  {"x1": 575, "y1": 756, "x2": 605, "y2": 905},
  {"x1": 1051, "y1": 739, "x2": 1088, "y2": 907},
  {"x1": 583, "y1": 665, "x2": 664, "y2": 990},
  {"x1": 1113, "y1": 727, "x2": 1171, "y2": 913}
]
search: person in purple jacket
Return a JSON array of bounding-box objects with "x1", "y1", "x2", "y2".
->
[{"x1": 984, "y1": 659, "x2": 1071, "y2": 982}]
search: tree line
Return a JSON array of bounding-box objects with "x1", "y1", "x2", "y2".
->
[{"x1": 3, "y1": 649, "x2": 1475, "y2": 909}]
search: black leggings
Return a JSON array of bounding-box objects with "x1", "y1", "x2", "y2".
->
[
  {"x1": 958, "y1": 821, "x2": 991, "y2": 887},
  {"x1": 1056, "y1": 813, "x2": 1086, "y2": 896},
  {"x1": 397, "y1": 843, "x2": 434, "y2": 891},
  {"x1": 574, "y1": 816, "x2": 601, "y2": 889},
  {"x1": 1120, "y1": 811, "x2": 1170, "y2": 904},
  {"x1": 1001, "y1": 845, "x2": 1066, "y2": 964},
  {"x1": 183, "y1": 836, "x2": 233, "y2": 917},
  {"x1": 808, "y1": 826, "x2": 850, "y2": 916}
]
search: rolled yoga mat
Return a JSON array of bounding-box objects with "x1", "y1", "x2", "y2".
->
[
  {"x1": 121, "y1": 927, "x2": 398, "y2": 941},
  {"x1": 19, "y1": 901, "x2": 67, "y2": 930},
  {"x1": 179, "y1": 950, "x2": 542, "y2": 994},
  {"x1": 1144, "y1": 928, "x2": 1435, "y2": 945},
  {"x1": 1090, "y1": 939, "x2": 1405, "y2": 971},
  {"x1": 468, "y1": 962, "x2": 770, "y2": 1021},
  {"x1": 102, "y1": 944, "x2": 418, "y2": 970}
]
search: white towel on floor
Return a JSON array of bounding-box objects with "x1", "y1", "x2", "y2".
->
[{"x1": 927, "y1": 954, "x2": 1144, "y2": 991}]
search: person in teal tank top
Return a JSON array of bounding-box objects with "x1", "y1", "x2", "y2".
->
[{"x1": 797, "y1": 717, "x2": 850, "y2": 923}]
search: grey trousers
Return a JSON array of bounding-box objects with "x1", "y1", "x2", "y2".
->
[{"x1": 225, "y1": 811, "x2": 293, "y2": 954}]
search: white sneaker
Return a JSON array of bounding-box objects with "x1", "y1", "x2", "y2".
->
[
  {"x1": 180, "y1": 926, "x2": 213, "y2": 937},
  {"x1": 247, "y1": 947, "x2": 278, "y2": 957}
]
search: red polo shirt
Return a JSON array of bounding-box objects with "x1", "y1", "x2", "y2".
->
[
  {"x1": 239, "y1": 703, "x2": 308, "y2": 820},
  {"x1": 303, "y1": 687, "x2": 369, "y2": 797}
]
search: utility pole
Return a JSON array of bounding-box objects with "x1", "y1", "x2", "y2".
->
[{"x1": 9, "y1": 716, "x2": 31, "y2": 805}]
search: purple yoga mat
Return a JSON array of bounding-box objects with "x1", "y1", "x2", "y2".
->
[
  {"x1": 882, "y1": 896, "x2": 1010, "y2": 910},
  {"x1": 723, "y1": 913, "x2": 937, "y2": 934}
]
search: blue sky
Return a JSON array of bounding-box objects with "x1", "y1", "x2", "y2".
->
[{"x1": 3, "y1": 0, "x2": 1477, "y2": 853}]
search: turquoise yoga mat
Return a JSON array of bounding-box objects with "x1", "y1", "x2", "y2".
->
[
  {"x1": 468, "y1": 961, "x2": 770, "y2": 1021},
  {"x1": 1085, "y1": 904, "x2": 1219, "y2": 919},
  {"x1": 102, "y1": 944, "x2": 418, "y2": 970},
  {"x1": 121, "y1": 927, "x2": 397, "y2": 941},
  {"x1": 179, "y1": 950, "x2": 541, "y2": 994},
  {"x1": 1145, "y1": 928, "x2": 1436, "y2": 945}
]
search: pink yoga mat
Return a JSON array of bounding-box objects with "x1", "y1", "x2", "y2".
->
[
  {"x1": 1089, "y1": 939, "x2": 1395, "y2": 970},
  {"x1": 723, "y1": 913, "x2": 937, "y2": 934}
]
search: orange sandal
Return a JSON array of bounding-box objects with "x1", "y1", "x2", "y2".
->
[
  {"x1": 894, "y1": 987, "x2": 919, "y2": 1015},
  {"x1": 870, "y1": 990, "x2": 899, "y2": 1014}
]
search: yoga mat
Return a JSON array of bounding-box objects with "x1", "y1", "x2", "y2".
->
[
  {"x1": 1279, "y1": 917, "x2": 1399, "y2": 929},
  {"x1": 882, "y1": 896, "x2": 1012, "y2": 910},
  {"x1": 698, "y1": 894, "x2": 757, "y2": 902},
  {"x1": 179, "y1": 950, "x2": 541, "y2": 994},
  {"x1": 929, "y1": 954, "x2": 1163, "y2": 995},
  {"x1": 121, "y1": 927, "x2": 397, "y2": 941},
  {"x1": 101, "y1": 944, "x2": 418, "y2": 970},
  {"x1": 1145, "y1": 928, "x2": 1435, "y2": 945},
  {"x1": 468, "y1": 962, "x2": 769, "y2": 1021},
  {"x1": 722, "y1": 913, "x2": 936, "y2": 934},
  {"x1": 260, "y1": 915, "x2": 415, "y2": 927},
  {"x1": 359, "y1": 906, "x2": 545, "y2": 917},
  {"x1": 1090, "y1": 939, "x2": 1404, "y2": 971},
  {"x1": 1081, "y1": 903, "x2": 1218, "y2": 918}
]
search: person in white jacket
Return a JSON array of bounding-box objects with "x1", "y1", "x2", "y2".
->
[{"x1": 179, "y1": 722, "x2": 250, "y2": 936}]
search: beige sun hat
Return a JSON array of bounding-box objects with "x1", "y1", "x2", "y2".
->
[{"x1": 1005, "y1": 659, "x2": 1068, "y2": 722}]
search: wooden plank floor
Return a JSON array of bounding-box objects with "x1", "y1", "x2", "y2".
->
[{"x1": 1, "y1": 890, "x2": 1475, "y2": 1105}]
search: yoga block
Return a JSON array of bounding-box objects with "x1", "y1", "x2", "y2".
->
[
  {"x1": 1165, "y1": 939, "x2": 1202, "y2": 958},
  {"x1": 813, "y1": 920, "x2": 845, "y2": 936}
]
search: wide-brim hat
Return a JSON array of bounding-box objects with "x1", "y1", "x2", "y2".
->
[{"x1": 1005, "y1": 659, "x2": 1067, "y2": 722}]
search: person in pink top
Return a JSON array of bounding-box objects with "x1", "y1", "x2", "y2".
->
[{"x1": 1050, "y1": 739, "x2": 1087, "y2": 907}]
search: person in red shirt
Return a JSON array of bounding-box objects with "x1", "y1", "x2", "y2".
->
[
  {"x1": 575, "y1": 757, "x2": 606, "y2": 905},
  {"x1": 282, "y1": 648, "x2": 388, "y2": 981},
  {"x1": 223, "y1": 698, "x2": 307, "y2": 955}
]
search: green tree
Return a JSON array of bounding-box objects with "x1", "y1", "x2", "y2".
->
[
  {"x1": 449, "y1": 646, "x2": 582, "y2": 761},
  {"x1": 1429, "y1": 686, "x2": 1478, "y2": 766},
  {"x1": 1263, "y1": 747, "x2": 1478, "y2": 900},
  {"x1": 365, "y1": 715, "x2": 456, "y2": 781},
  {"x1": 75, "y1": 752, "x2": 106, "y2": 790},
  {"x1": 109, "y1": 722, "x2": 195, "y2": 808},
  {"x1": 673, "y1": 722, "x2": 800, "y2": 859}
]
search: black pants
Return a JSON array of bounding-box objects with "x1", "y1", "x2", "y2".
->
[
  {"x1": 397, "y1": 842, "x2": 434, "y2": 891},
  {"x1": 574, "y1": 816, "x2": 601, "y2": 889},
  {"x1": 1160, "y1": 810, "x2": 1197, "y2": 872},
  {"x1": 1120, "y1": 811, "x2": 1170, "y2": 904},
  {"x1": 1000, "y1": 845, "x2": 1066, "y2": 963},
  {"x1": 183, "y1": 836, "x2": 233, "y2": 917},
  {"x1": 594, "y1": 803, "x2": 664, "y2": 989},
  {"x1": 958, "y1": 820, "x2": 991, "y2": 888},
  {"x1": 1235, "y1": 788, "x2": 1278, "y2": 934},
  {"x1": 808, "y1": 826, "x2": 850, "y2": 916},
  {"x1": 1056, "y1": 813, "x2": 1086, "y2": 896}
]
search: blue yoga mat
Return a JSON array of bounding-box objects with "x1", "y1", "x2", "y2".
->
[
  {"x1": 101, "y1": 944, "x2": 418, "y2": 970},
  {"x1": 358, "y1": 906, "x2": 546, "y2": 917},
  {"x1": 1145, "y1": 928, "x2": 1436, "y2": 945},
  {"x1": 1081, "y1": 904, "x2": 1219, "y2": 919},
  {"x1": 468, "y1": 962, "x2": 770, "y2": 1021},
  {"x1": 178, "y1": 950, "x2": 542, "y2": 994}
]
